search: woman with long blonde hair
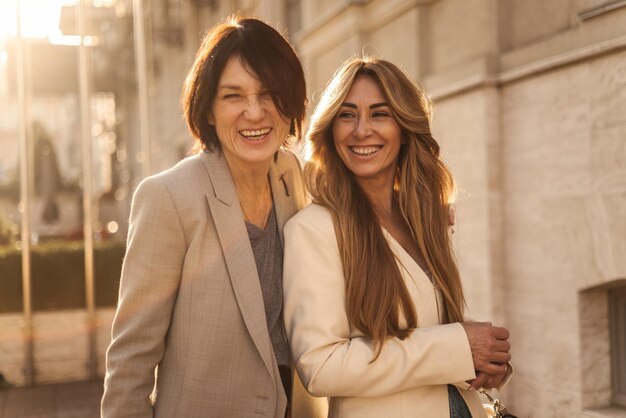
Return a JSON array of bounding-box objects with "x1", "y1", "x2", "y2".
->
[{"x1": 283, "y1": 57, "x2": 512, "y2": 417}]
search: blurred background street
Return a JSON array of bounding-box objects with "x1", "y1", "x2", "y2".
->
[{"x1": 0, "y1": 380, "x2": 102, "y2": 418}]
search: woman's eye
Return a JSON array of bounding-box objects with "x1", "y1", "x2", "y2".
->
[
  {"x1": 223, "y1": 94, "x2": 241, "y2": 100},
  {"x1": 337, "y1": 111, "x2": 356, "y2": 119},
  {"x1": 373, "y1": 111, "x2": 389, "y2": 118},
  {"x1": 259, "y1": 92, "x2": 274, "y2": 102}
]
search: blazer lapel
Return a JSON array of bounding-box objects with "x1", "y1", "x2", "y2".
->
[
  {"x1": 199, "y1": 151, "x2": 275, "y2": 377},
  {"x1": 270, "y1": 154, "x2": 299, "y2": 244}
]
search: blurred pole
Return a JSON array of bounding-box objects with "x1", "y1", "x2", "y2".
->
[
  {"x1": 133, "y1": 0, "x2": 151, "y2": 178},
  {"x1": 77, "y1": 0, "x2": 97, "y2": 380},
  {"x1": 16, "y1": 0, "x2": 34, "y2": 388}
]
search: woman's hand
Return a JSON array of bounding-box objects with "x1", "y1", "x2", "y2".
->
[
  {"x1": 461, "y1": 321, "x2": 511, "y2": 389},
  {"x1": 468, "y1": 368, "x2": 508, "y2": 390}
]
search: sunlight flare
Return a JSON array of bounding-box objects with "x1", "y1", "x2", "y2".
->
[{"x1": 0, "y1": 0, "x2": 79, "y2": 39}]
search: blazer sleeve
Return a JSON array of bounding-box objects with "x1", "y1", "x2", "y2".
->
[
  {"x1": 102, "y1": 176, "x2": 186, "y2": 418},
  {"x1": 283, "y1": 207, "x2": 477, "y2": 398}
]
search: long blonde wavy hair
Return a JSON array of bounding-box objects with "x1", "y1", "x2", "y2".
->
[{"x1": 305, "y1": 57, "x2": 465, "y2": 359}]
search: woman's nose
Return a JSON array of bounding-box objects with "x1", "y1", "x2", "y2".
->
[
  {"x1": 244, "y1": 95, "x2": 265, "y2": 121},
  {"x1": 354, "y1": 117, "x2": 372, "y2": 139}
]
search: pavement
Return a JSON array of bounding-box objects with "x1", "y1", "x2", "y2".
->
[{"x1": 0, "y1": 380, "x2": 103, "y2": 418}]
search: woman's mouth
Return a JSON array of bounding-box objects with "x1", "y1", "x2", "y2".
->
[
  {"x1": 240, "y1": 128, "x2": 272, "y2": 141},
  {"x1": 349, "y1": 145, "x2": 383, "y2": 156}
]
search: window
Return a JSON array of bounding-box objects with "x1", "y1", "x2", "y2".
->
[
  {"x1": 611, "y1": 287, "x2": 626, "y2": 406},
  {"x1": 580, "y1": 279, "x2": 626, "y2": 411}
]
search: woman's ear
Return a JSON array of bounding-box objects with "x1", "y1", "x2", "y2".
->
[
  {"x1": 447, "y1": 205, "x2": 456, "y2": 234},
  {"x1": 448, "y1": 205, "x2": 456, "y2": 226}
]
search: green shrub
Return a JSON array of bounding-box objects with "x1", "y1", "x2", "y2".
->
[
  {"x1": 0, "y1": 240, "x2": 125, "y2": 313},
  {"x1": 0, "y1": 217, "x2": 17, "y2": 246}
]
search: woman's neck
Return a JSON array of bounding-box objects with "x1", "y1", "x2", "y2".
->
[
  {"x1": 231, "y1": 167, "x2": 270, "y2": 195},
  {"x1": 227, "y1": 158, "x2": 272, "y2": 228},
  {"x1": 224, "y1": 152, "x2": 271, "y2": 193},
  {"x1": 357, "y1": 177, "x2": 395, "y2": 221}
]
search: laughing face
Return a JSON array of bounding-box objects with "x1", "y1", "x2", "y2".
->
[
  {"x1": 332, "y1": 75, "x2": 403, "y2": 189},
  {"x1": 211, "y1": 55, "x2": 290, "y2": 171}
]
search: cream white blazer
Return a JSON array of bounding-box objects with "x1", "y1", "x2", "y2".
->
[{"x1": 283, "y1": 203, "x2": 502, "y2": 418}]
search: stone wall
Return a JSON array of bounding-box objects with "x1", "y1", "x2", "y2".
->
[{"x1": 500, "y1": 50, "x2": 626, "y2": 416}]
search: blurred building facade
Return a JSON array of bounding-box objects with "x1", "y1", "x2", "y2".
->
[
  {"x1": 293, "y1": 2, "x2": 625, "y2": 417},
  {"x1": 289, "y1": 1, "x2": 626, "y2": 417},
  {"x1": 0, "y1": 0, "x2": 625, "y2": 417}
]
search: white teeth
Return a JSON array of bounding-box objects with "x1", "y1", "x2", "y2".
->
[
  {"x1": 240, "y1": 128, "x2": 271, "y2": 138},
  {"x1": 349, "y1": 145, "x2": 382, "y2": 156}
]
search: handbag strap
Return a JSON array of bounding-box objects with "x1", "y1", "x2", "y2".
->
[{"x1": 478, "y1": 388, "x2": 518, "y2": 418}]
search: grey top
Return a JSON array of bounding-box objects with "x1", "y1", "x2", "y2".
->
[{"x1": 246, "y1": 207, "x2": 290, "y2": 367}]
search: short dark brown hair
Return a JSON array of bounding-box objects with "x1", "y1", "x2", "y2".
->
[{"x1": 181, "y1": 16, "x2": 307, "y2": 152}]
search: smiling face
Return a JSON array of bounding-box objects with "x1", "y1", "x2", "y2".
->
[
  {"x1": 211, "y1": 55, "x2": 290, "y2": 172},
  {"x1": 332, "y1": 75, "x2": 403, "y2": 189}
]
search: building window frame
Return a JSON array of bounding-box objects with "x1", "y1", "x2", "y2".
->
[{"x1": 610, "y1": 287, "x2": 626, "y2": 406}]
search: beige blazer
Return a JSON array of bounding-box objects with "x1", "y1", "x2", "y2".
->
[
  {"x1": 102, "y1": 150, "x2": 328, "y2": 418},
  {"x1": 284, "y1": 204, "x2": 505, "y2": 418}
]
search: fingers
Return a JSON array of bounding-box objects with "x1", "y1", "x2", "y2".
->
[
  {"x1": 469, "y1": 371, "x2": 506, "y2": 390},
  {"x1": 496, "y1": 340, "x2": 511, "y2": 352},
  {"x1": 461, "y1": 321, "x2": 512, "y2": 375},
  {"x1": 491, "y1": 326, "x2": 510, "y2": 341},
  {"x1": 468, "y1": 372, "x2": 490, "y2": 390},
  {"x1": 491, "y1": 351, "x2": 512, "y2": 364},
  {"x1": 480, "y1": 361, "x2": 509, "y2": 376}
]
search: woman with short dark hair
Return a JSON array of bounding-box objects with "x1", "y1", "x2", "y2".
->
[
  {"x1": 182, "y1": 17, "x2": 306, "y2": 151},
  {"x1": 102, "y1": 16, "x2": 325, "y2": 418}
]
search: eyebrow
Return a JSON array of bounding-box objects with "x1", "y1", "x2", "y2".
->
[
  {"x1": 340, "y1": 102, "x2": 388, "y2": 109},
  {"x1": 217, "y1": 85, "x2": 243, "y2": 91},
  {"x1": 217, "y1": 84, "x2": 270, "y2": 93}
]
